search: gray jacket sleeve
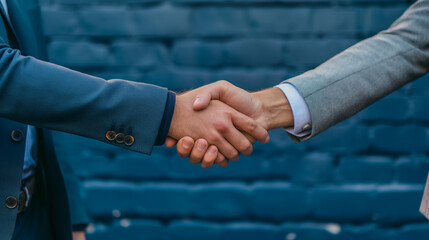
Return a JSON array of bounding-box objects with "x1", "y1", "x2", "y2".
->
[{"x1": 284, "y1": 0, "x2": 429, "y2": 141}]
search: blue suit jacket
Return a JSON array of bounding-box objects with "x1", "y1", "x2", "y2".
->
[{"x1": 0, "y1": 0, "x2": 169, "y2": 239}]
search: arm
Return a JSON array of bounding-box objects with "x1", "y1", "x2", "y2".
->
[
  {"x1": 285, "y1": 0, "x2": 429, "y2": 140},
  {"x1": 0, "y1": 40, "x2": 268, "y2": 157},
  {"x1": 172, "y1": 0, "x2": 429, "y2": 162},
  {"x1": 0, "y1": 41, "x2": 167, "y2": 154}
]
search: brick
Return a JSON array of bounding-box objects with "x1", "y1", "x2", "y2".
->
[
  {"x1": 248, "y1": 8, "x2": 311, "y2": 35},
  {"x1": 166, "y1": 220, "x2": 222, "y2": 240},
  {"x1": 144, "y1": 68, "x2": 211, "y2": 91},
  {"x1": 113, "y1": 153, "x2": 169, "y2": 180},
  {"x1": 84, "y1": 182, "x2": 192, "y2": 219},
  {"x1": 137, "y1": 183, "x2": 192, "y2": 218},
  {"x1": 42, "y1": 7, "x2": 79, "y2": 35},
  {"x1": 172, "y1": 40, "x2": 224, "y2": 67},
  {"x1": 79, "y1": 6, "x2": 133, "y2": 36},
  {"x1": 336, "y1": 156, "x2": 394, "y2": 183},
  {"x1": 281, "y1": 222, "x2": 338, "y2": 240},
  {"x1": 310, "y1": 185, "x2": 376, "y2": 222},
  {"x1": 192, "y1": 8, "x2": 249, "y2": 37},
  {"x1": 225, "y1": 39, "x2": 284, "y2": 67},
  {"x1": 84, "y1": 181, "x2": 141, "y2": 219},
  {"x1": 191, "y1": 183, "x2": 250, "y2": 219},
  {"x1": 412, "y1": 96, "x2": 429, "y2": 121},
  {"x1": 170, "y1": 0, "x2": 225, "y2": 3},
  {"x1": 79, "y1": 5, "x2": 191, "y2": 37},
  {"x1": 395, "y1": 224, "x2": 429, "y2": 240},
  {"x1": 337, "y1": 225, "x2": 386, "y2": 240},
  {"x1": 371, "y1": 125, "x2": 429, "y2": 153},
  {"x1": 48, "y1": 40, "x2": 110, "y2": 67},
  {"x1": 361, "y1": 7, "x2": 408, "y2": 35},
  {"x1": 374, "y1": 185, "x2": 426, "y2": 224},
  {"x1": 249, "y1": 182, "x2": 309, "y2": 220},
  {"x1": 409, "y1": 73, "x2": 429, "y2": 95},
  {"x1": 313, "y1": 8, "x2": 359, "y2": 35},
  {"x1": 87, "y1": 220, "x2": 163, "y2": 240},
  {"x1": 60, "y1": 0, "x2": 160, "y2": 3},
  {"x1": 214, "y1": 69, "x2": 291, "y2": 91},
  {"x1": 395, "y1": 156, "x2": 429, "y2": 183},
  {"x1": 359, "y1": 95, "x2": 411, "y2": 121},
  {"x1": 286, "y1": 152, "x2": 335, "y2": 184},
  {"x1": 111, "y1": 41, "x2": 168, "y2": 69},
  {"x1": 284, "y1": 39, "x2": 357, "y2": 68},
  {"x1": 167, "y1": 154, "x2": 271, "y2": 181},
  {"x1": 258, "y1": 128, "x2": 306, "y2": 154},
  {"x1": 307, "y1": 124, "x2": 370, "y2": 153},
  {"x1": 222, "y1": 222, "x2": 281, "y2": 240},
  {"x1": 131, "y1": 5, "x2": 191, "y2": 37}
]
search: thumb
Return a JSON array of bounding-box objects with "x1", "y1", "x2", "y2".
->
[{"x1": 193, "y1": 91, "x2": 213, "y2": 111}]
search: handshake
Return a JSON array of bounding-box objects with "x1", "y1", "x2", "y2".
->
[{"x1": 165, "y1": 81, "x2": 294, "y2": 168}]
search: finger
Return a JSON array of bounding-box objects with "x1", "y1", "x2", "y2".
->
[
  {"x1": 193, "y1": 92, "x2": 212, "y2": 111},
  {"x1": 193, "y1": 80, "x2": 229, "y2": 111},
  {"x1": 165, "y1": 137, "x2": 178, "y2": 148},
  {"x1": 189, "y1": 139, "x2": 209, "y2": 165},
  {"x1": 211, "y1": 131, "x2": 240, "y2": 161},
  {"x1": 223, "y1": 123, "x2": 253, "y2": 156},
  {"x1": 176, "y1": 137, "x2": 194, "y2": 158},
  {"x1": 231, "y1": 110, "x2": 270, "y2": 143},
  {"x1": 215, "y1": 153, "x2": 229, "y2": 167},
  {"x1": 242, "y1": 132, "x2": 257, "y2": 144},
  {"x1": 201, "y1": 145, "x2": 218, "y2": 169}
]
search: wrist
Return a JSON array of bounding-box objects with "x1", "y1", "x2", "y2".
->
[{"x1": 253, "y1": 88, "x2": 293, "y2": 130}]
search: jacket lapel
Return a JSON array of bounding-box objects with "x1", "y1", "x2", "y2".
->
[
  {"x1": 0, "y1": 0, "x2": 20, "y2": 49},
  {"x1": 5, "y1": 0, "x2": 46, "y2": 59}
]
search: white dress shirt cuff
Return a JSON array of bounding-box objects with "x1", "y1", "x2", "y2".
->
[{"x1": 275, "y1": 83, "x2": 312, "y2": 137}]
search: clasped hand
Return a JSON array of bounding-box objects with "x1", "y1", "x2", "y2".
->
[{"x1": 166, "y1": 81, "x2": 293, "y2": 168}]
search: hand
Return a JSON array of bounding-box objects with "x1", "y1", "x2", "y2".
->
[
  {"x1": 167, "y1": 81, "x2": 293, "y2": 167},
  {"x1": 167, "y1": 89, "x2": 270, "y2": 164},
  {"x1": 72, "y1": 231, "x2": 86, "y2": 240}
]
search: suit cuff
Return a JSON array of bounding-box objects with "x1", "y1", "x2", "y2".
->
[
  {"x1": 275, "y1": 83, "x2": 312, "y2": 137},
  {"x1": 155, "y1": 91, "x2": 176, "y2": 145}
]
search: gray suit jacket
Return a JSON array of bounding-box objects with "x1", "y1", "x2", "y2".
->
[{"x1": 285, "y1": 0, "x2": 429, "y2": 217}]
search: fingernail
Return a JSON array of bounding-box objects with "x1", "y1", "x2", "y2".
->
[
  {"x1": 183, "y1": 141, "x2": 191, "y2": 149},
  {"x1": 208, "y1": 146, "x2": 217, "y2": 154},
  {"x1": 197, "y1": 141, "x2": 205, "y2": 151},
  {"x1": 194, "y1": 97, "x2": 201, "y2": 105},
  {"x1": 264, "y1": 135, "x2": 270, "y2": 143}
]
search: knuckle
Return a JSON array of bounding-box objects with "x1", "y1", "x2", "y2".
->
[
  {"x1": 217, "y1": 80, "x2": 229, "y2": 86},
  {"x1": 207, "y1": 131, "x2": 220, "y2": 143},
  {"x1": 227, "y1": 150, "x2": 239, "y2": 161},
  {"x1": 247, "y1": 120, "x2": 257, "y2": 131},
  {"x1": 214, "y1": 121, "x2": 229, "y2": 133},
  {"x1": 238, "y1": 141, "x2": 252, "y2": 153}
]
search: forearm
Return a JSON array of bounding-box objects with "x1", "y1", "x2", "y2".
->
[
  {"x1": 0, "y1": 45, "x2": 168, "y2": 154},
  {"x1": 253, "y1": 88, "x2": 294, "y2": 130},
  {"x1": 285, "y1": 0, "x2": 429, "y2": 138}
]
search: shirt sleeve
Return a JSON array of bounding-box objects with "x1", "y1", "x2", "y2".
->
[{"x1": 275, "y1": 83, "x2": 312, "y2": 137}]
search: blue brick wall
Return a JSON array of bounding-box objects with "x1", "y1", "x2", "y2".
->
[{"x1": 40, "y1": 0, "x2": 429, "y2": 239}]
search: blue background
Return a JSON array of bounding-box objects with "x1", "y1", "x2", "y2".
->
[{"x1": 39, "y1": 0, "x2": 429, "y2": 239}]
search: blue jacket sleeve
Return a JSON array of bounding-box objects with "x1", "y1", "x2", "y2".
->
[{"x1": 0, "y1": 40, "x2": 168, "y2": 154}]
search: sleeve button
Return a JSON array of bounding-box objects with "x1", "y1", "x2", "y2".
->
[
  {"x1": 5, "y1": 196, "x2": 17, "y2": 209},
  {"x1": 115, "y1": 133, "x2": 125, "y2": 144},
  {"x1": 10, "y1": 129, "x2": 24, "y2": 143},
  {"x1": 302, "y1": 123, "x2": 311, "y2": 131},
  {"x1": 106, "y1": 131, "x2": 116, "y2": 141},
  {"x1": 124, "y1": 135, "x2": 134, "y2": 146}
]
